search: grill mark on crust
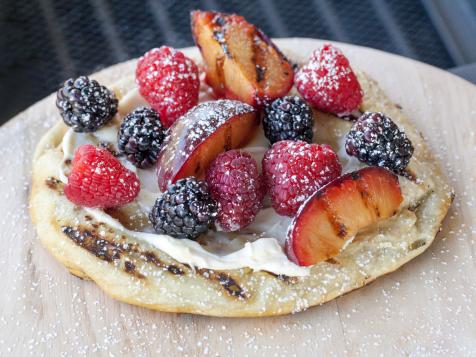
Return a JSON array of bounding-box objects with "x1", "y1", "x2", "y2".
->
[
  {"x1": 142, "y1": 251, "x2": 184, "y2": 276},
  {"x1": 45, "y1": 177, "x2": 63, "y2": 191},
  {"x1": 218, "y1": 273, "x2": 247, "y2": 298},
  {"x1": 197, "y1": 269, "x2": 248, "y2": 299},
  {"x1": 62, "y1": 226, "x2": 185, "y2": 278},
  {"x1": 409, "y1": 239, "x2": 426, "y2": 251},
  {"x1": 124, "y1": 260, "x2": 145, "y2": 279},
  {"x1": 266, "y1": 272, "x2": 299, "y2": 284},
  {"x1": 62, "y1": 226, "x2": 122, "y2": 262},
  {"x1": 408, "y1": 200, "x2": 423, "y2": 212}
]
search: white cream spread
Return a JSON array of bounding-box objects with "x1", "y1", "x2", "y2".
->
[
  {"x1": 83, "y1": 207, "x2": 303, "y2": 275},
  {"x1": 58, "y1": 78, "x2": 311, "y2": 276}
]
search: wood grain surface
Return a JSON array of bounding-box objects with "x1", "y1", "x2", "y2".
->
[{"x1": 1, "y1": 38, "x2": 475, "y2": 356}]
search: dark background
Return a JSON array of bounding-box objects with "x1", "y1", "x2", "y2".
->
[{"x1": 1, "y1": 0, "x2": 476, "y2": 124}]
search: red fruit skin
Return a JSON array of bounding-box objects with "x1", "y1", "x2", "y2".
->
[
  {"x1": 262, "y1": 140, "x2": 342, "y2": 217},
  {"x1": 205, "y1": 150, "x2": 265, "y2": 231},
  {"x1": 136, "y1": 46, "x2": 200, "y2": 128},
  {"x1": 64, "y1": 144, "x2": 140, "y2": 208},
  {"x1": 155, "y1": 100, "x2": 258, "y2": 191},
  {"x1": 284, "y1": 238, "x2": 299, "y2": 265},
  {"x1": 295, "y1": 43, "x2": 363, "y2": 116}
]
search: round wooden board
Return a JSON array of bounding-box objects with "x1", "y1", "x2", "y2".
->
[{"x1": 1, "y1": 38, "x2": 475, "y2": 356}]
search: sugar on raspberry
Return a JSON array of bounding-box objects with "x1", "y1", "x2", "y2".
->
[
  {"x1": 205, "y1": 150, "x2": 265, "y2": 231},
  {"x1": 262, "y1": 140, "x2": 341, "y2": 216},
  {"x1": 136, "y1": 46, "x2": 200, "y2": 128},
  {"x1": 64, "y1": 144, "x2": 140, "y2": 208},
  {"x1": 295, "y1": 43, "x2": 363, "y2": 116}
]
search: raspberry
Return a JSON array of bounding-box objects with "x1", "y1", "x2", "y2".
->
[
  {"x1": 117, "y1": 107, "x2": 166, "y2": 169},
  {"x1": 295, "y1": 44, "x2": 363, "y2": 116},
  {"x1": 136, "y1": 46, "x2": 200, "y2": 128},
  {"x1": 346, "y1": 112, "x2": 414, "y2": 174},
  {"x1": 206, "y1": 150, "x2": 265, "y2": 231},
  {"x1": 56, "y1": 76, "x2": 118, "y2": 132},
  {"x1": 262, "y1": 140, "x2": 341, "y2": 216},
  {"x1": 64, "y1": 144, "x2": 140, "y2": 208},
  {"x1": 263, "y1": 96, "x2": 314, "y2": 144},
  {"x1": 149, "y1": 178, "x2": 216, "y2": 239}
]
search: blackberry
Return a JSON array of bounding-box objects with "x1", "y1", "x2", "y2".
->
[
  {"x1": 263, "y1": 96, "x2": 313, "y2": 144},
  {"x1": 149, "y1": 178, "x2": 217, "y2": 240},
  {"x1": 345, "y1": 112, "x2": 414, "y2": 174},
  {"x1": 56, "y1": 76, "x2": 118, "y2": 132},
  {"x1": 118, "y1": 107, "x2": 166, "y2": 168}
]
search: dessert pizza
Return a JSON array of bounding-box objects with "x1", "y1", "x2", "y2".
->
[{"x1": 29, "y1": 11, "x2": 453, "y2": 317}]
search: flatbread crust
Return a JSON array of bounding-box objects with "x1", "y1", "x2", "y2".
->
[{"x1": 29, "y1": 43, "x2": 452, "y2": 317}]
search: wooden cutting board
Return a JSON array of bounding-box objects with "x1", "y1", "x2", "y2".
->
[{"x1": 1, "y1": 38, "x2": 475, "y2": 356}]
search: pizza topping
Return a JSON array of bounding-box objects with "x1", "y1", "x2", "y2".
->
[
  {"x1": 136, "y1": 46, "x2": 200, "y2": 128},
  {"x1": 286, "y1": 167, "x2": 403, "y2": 266},
  {"x1": 64, "y1": 144, "x2": 140, "y2": 208},
  {"x1": 155, "y1": 100, "x2": 258, "y2": 192},
  {"x1": 262, "y1": 140, "x2": 342, "y2": 217},
  {"x1": 295, "y1": 43, "x2": 363, "y2": 116},
  {"x1": 117, "y1": 107, "x2": 167, "y2": 169},
  {"x1": 345, "y1": 112, "x2": 414, "y2": 174},
  {"x1": 56, "y1": 76, "x2": 118, "y2": 133},
  {"x1": 205, "y1": 150, "x2": 265, "y2": 232},
  {"x1": 149, "y1": 177, "x2": 217, "y2": 240},
  {"x1": 191, "y1": 10, "x2": 294, "y2": 106},
  {"x1": 55, "y1": 38, "x2": 424, "y2": 277},
  {"x1": 263, "y1": 96, "x2": 314, "y2": 145}
]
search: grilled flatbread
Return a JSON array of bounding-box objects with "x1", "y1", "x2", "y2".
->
[{"x1": 29, "y1": 41, "x2": 452, "y2": 317}]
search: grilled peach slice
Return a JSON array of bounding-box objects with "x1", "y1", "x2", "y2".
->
[
  {"x1": 191, "y1": 10, "x2": 294, "y2": 106},
  {"x1": 156, "y1": 100, "x2": 258, "y2": 191},
  {"x1": 286, "y1": 167, "x2": 403, "y2": 266}
]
